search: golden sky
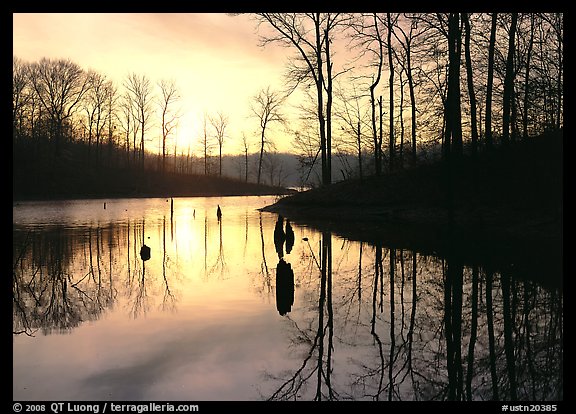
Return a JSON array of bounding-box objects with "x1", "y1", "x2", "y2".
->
[{"x1": 13, "y1": 13, "x2": 296, "y2": 154}]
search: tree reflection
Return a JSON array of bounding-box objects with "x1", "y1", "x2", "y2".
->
[
  {"x1": 443, "y1": 255, "x2": 464, "y2": 400},
  {"x1": 208, "y1": 213, "x2": 227, "y2": 277},
  {"x1": 13, "y1": 226, "x2": 114, "y2": 335},
  {"x1": 275, "y1": 259, "x2": 294, "y2": 316},
  {"x1": 129, "y1": 219, "x2": 149, "y2": 318},
  {"x1": 13, "y1": 208, "x2": 562, "y2": 401},
  {"x1": 265, "y1": 235, "x2": 562, "y2": 401},
  {"x1": 268, "y1": 231, "x2": 336, "y2": 400},
  {"x1": 12, "y1": 216, "x2": 184, "y2": 334},
  {"x1": 161, "y1": 215, "x2": 176, "y2": 312}
]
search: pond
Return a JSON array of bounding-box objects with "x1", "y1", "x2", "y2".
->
[{"x1": 13, "y1": 196, "x2": 563, "y2": 401}]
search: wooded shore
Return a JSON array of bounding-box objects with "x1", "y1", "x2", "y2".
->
[{"x1": 262, "y1": 132, "x2": 563, "y2": 287}]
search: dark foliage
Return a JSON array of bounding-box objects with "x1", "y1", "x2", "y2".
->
[
  {"x1": 13, "y1": 139, "x2": 293, "y2": 201},
  {"x1": 264, "y1": 130, "x2": 563, "y2": 287}
]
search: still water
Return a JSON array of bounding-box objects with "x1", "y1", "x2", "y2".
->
[{"x1": 13, "y1": 196, "x2": 562, "y2": 401}]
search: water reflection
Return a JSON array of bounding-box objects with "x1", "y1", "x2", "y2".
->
[
  {"x1": 264, "y1": 232, "x2": 562, "y2": 401},
  {"x1": 272, "y1": 214, "x2": 296, "y2": 316},
  {"x1": 13, "y1": 197, "x2": 562, "y2": 401},
  {"x1": 275, "y1": 259, "x2": 294, "y2": 316},
  {"x1": 274, "y1": 215, "x2": 286, "y2": 258},
  {"x1": 13, "y1": 226, "x2": 116, "y2": 335}
]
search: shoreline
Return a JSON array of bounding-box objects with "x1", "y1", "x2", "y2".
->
[
  {"x1": 259, "y1": 132, "x2": 563, "y2": 289},
  {"x1": 261, "y1": 201, "x2": 562, "y2": 288}
]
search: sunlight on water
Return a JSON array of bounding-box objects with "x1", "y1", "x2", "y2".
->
[{"x1": 13, "y1": 196, "x2": 563, "y2": 401}]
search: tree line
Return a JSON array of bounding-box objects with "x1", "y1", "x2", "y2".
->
[
  {"x1": 13, "y1": 12, "x2": 563, "y2": 189},
  {"x1": 255, "y1": 12, "x2": 563, "y2": 185}
]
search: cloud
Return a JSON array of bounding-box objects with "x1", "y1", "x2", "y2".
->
[{"x1": 80, "y1": 312, "x2": 287, "y2": 400}]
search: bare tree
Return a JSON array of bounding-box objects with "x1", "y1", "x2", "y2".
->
[
  {"x1": 386, "y1": 13, "x2": 397, "y2": 171},
  {"x1": 502, "y1": 13, "x2": 518, "y2": 145},
  {"x1": 208, "y1": 110, "x2": 229, "y2": 177},
  {"x1": 240, "y1": 132, "x2": 250, "y2": 182},
  {"x1": 157, "y1": 79, "x2": 181, "y2": 174},
  {"x1": 12, "y1": 57, "x2": 31, "y2": 143},
  {"x1": 28, "y1": 57, "x2": 90, "y2": 157},
  {"x1": 82, "y1": 70, "x2": 114, "y2": 166},
  {"x1": 255, "y1": 13, "x2": 347, "y2": 186},
  {"x1": 444, "y1": 12, "x2": 463, "y2": 158},
  {"x1": 462, "y1": 13, "x2": 479, "y2": 155},
  {"x1": 520, "y1": 13, "x2": 536, "y2": 139},
  {"x1": 484, "y1": 13, "x2": 498, "y2": 149},
  {"x1": 250, "y1": 86, "x2": 286, "y2": 184},
  {"x1": 199, "y1": 112, "x2": 213, "y2": 175},
  {"x1": 393, "y1": 15, "x2": 426, "y2": 165},
  {"x1": 333, "y1": 80, "x2": 371, "y2": 180},
  {"x1": 104, "y1": 81, "x2": 118, "y2": 168},
  {"x1": 348, "y1": 13, "x2": 385, "y2": 176},
  {"x1": 117, "y1": 90, "x2": 140, "y2": 167},
  {"x1": 124, "y1": 72, "x2": 154, "y2": 169}
]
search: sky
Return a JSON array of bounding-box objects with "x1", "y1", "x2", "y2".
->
[{"x1": 13, "y1": 13, "x2": 298, "y2": 155}]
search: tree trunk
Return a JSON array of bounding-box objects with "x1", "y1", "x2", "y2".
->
[
  {"x1": 523, "y1": 14, "x2": 535, "y2": 139},
  {"x1": 502, "y1": 13, "x2": 518, "y2": 146},
  {"x1": 399, "y1": 69, "x2": 405, "y2": 169},
  {"x1": 219, "y1": 144, "x2": 222, "y2": 176},
  {"x1": 554, "y1": 13, "x2": 563, "y2": 130},
  {"x1": 379, "y1": 96, "x2": 383, "y2": 170},
  {"x1": 463, "y1": 13, "x2": 479, "y2": 155},
  {"x1": 325, "y1": 28, "x2": 333, "y2": 184},
  {"x1": 315, "y1": 14, "x2": 329, "y2": 186},
  {"x1": 369, "y1": 13, "x2": 383, "y2": 177},
  {"x1": 258, "y1": 129, "x2": 265, "y2": 184},
  {"x1": 485, "y1": 13, "x2": 498, "y2": 149},
  {"x1": 140, "y1": 108, "x2": 145, "y2": 170},
  {"x1": 387, "y1": 13, "x2": 395, "y2": 172},
  {"x1": 444, "y1": 13, "x2": 463, "y2": 159},
  {"x1": 406, "y1": 42, "x2": 417, "y2": 165},
  {"x1": 356, "y1": 121, "x2": 363, "y2": 180},
  {"x1": 245, "y1": 148, "x2": 248, "y2": 182}
]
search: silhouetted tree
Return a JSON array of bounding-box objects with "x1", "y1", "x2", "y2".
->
[
  {"x1": 520, "y1": 13, "x2": 536, "y2": 139},
  {"x1": 462, "y1": 13, "x2": 479, "y2": 155},
  {"x1": 484, "y1": 13, "x2": 498, "y2": 149},
  {"x1": 12, "y1": 56, "x2": 30, "y2": 144},
  {"x1": 540, "y1": 13, "x2": 563, "y2": 131},
  {"x1": 386, "y1": 13, "x2": 396, "y2": 171},
  {"x1": 502, "y1": 13, "x2": 518, "y2": 145},
  {"x1": 256, "y1": 13, "x2": 347, "y2": 186},
  {"x1": 124, "y1": 72, "x2": 154, "y2": 169},
  {"x1": 240, "y1": 132, "x2": 250, "y2": 182},
  {"x1": 82, "y1": 71, "x2": 115, "y2": 167},
  {"x1": 199, "y1": 112, "x2": 213, "y2": 175},
  {"x1": 208, "y1": 110, "x2": 229, "y2": 177},
  {"x1": 348, "y1": 13, "x2": 385, "y2": 176},
  {"x1": 250, "y1": 86, "x2": 286, "y2": 184},
  {"x1": 158, "y1": 79, "x2": 181, "y2": 174},
  {"x1": 117, "y1": 89, "x2": 139, "y2": 167},
  {"x1": 333, "y1": 80, "x2": 371, "y2": 180},
  {"x1": 444, "y1": 13, "x2": 463, "y2": 158},
  {"x1": 393, "y1": 15, "x2": 423, "y2": 165},
  {"x1": 28, "y1": 57, "x2": 90, "y2": 158}
]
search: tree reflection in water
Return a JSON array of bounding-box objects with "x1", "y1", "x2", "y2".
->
[
  {"x1": 12, "y1": 210, "x2": 562, "y2": 401},
  {"x1": 13, "y1": 226, "x2": 116, "y2": 336},
  {"x1": 264, "y1": 229, "x2": 562, "y2": 401},
  {"x1": 267, "y1": 231, "x2": 336, "y2": 401},
  {"x1": 12, "y1": 218, "x2": 176, "y2": 334}
]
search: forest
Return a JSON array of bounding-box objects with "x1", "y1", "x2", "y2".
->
[{"x1": 12, "y1": 13, "x2": 563, "y2": 199}]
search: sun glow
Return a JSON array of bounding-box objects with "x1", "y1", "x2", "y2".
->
[{"x1": 13, "y1": 12, "x2": 297, "y2": 156}]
